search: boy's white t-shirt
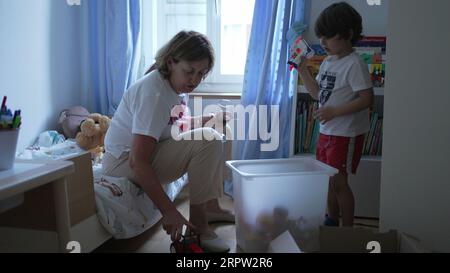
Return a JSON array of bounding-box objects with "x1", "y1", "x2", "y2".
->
[
  {"x1": 315, "y1": 51, "x2": 373, "y2": 137},
  {"x1": 105, "y1": 70, "x2": 187, "y2": 159}
]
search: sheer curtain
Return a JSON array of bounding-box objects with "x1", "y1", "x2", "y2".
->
[
  {"x1": 232, "y1": 0, "x2": 308, "y2": 160},
  {"x1": 81, "y1": 0, "x2": 142, "y2": 116}
]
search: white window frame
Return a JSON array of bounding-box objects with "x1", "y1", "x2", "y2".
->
[{"x1": 141, "y1": 0, "x2": 253, "y2": 94}]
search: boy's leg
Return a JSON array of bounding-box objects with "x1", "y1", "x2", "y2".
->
[
  {"x1": 327, "y1": 177, "x2": 340, "y2": 224},
  {"x1": 333, "y1": 172, "x2": 355, "y2": 227},
  {"x1": 317, "y1": 133, "x2": 364, "y2": 227},
  {"x1": 317, "y1": 134, "x2": 340, "y2": 226}
]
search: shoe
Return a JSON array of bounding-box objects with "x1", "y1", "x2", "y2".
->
[
  {"x1": 206, "y1": 211, "x2": 235, "y2": 224},
  {"x1": 323, "y1": 217, "x2": 339, "y2": 227},
  {"x1": 200, "y1": 232, "x2": 230, "y2": 253}
]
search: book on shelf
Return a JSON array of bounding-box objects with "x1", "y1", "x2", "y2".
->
[
  {"x1": 353, "y1": 50, "x2": 386, "y2": 88},
  {"x1": 295, "y1": 98, "x2": 383, "y2": 157},
  {"x1": 377, "y1": 124, "x2": 383, "y2": 156},
  {"x1": 295, "y1": 98, "x2": 319, "y2": 154},
  {"x1": 370, "y1": 119, "x2": 383, "y2": 155},
  {"x1": 369, "y1": 63, "x2": 385, "y2": 88},
  {"x1": 355, "y1": 36, "x2": 387, "y2": 53},
  {"x1": 298, "y1": 55, "x2": 326, "y2": 87},
  {"x1": 298, "y1": 40, "x2": 387, "y2": 89},
  {"x1": 354, "y1": 47, "x2": 383, "y2": 64},
  {"x1": 363, "y1": 111, "x2": 383, "y2": 156},
  {"x1": 364, "y1": 112, "x2": 377, "y2": 154}
]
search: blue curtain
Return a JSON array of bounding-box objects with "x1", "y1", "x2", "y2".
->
[
  {"x1": 81, "y1": 0, "x2": 141, "y2": 116},
  {"x1": 232, "y1": 0, "x2": 308, "y2": 160}
]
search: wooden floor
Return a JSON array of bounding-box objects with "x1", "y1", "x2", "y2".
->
[{"x1": 94, "y1": 188, "x2": 379, "y2": 253}]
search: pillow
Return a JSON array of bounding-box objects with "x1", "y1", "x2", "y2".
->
[{"x1": 58, "y1": 106, "x2": 90, "y2": 139}]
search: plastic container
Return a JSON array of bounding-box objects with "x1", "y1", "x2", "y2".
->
[
  {"x1": 226, "y1": 157, "x2": 338, "y2": 253},
  {"x1": 0, "y1": 129, "x2": 20, "y2": 171}
]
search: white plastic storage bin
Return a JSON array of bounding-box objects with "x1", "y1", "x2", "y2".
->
[{"x1": 226, "y1": 157, "x2": 338, "y2": 253}]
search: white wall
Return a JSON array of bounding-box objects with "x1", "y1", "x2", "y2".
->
[
  {"x1": 380, "y1": 0, "x2": 450, "y2": 252},
  {"x1": 0, "y1": 0, "x2": 81, "y2": 151},
  {"x1": 304, "y1": 0, "x2": 388, "y2": 44}
]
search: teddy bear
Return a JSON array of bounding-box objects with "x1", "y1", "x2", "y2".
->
[{"x1": 75, "y1": 113, "x2": 111, "y2": 151}]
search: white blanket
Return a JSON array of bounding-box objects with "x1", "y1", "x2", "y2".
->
[{"x1": 92, "y1": 164, "x2": 188, "y2": 239}]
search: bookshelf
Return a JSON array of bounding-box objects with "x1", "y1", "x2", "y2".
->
[{"x1": 289, "y1": 88, "x2": 384, "y2": 161}]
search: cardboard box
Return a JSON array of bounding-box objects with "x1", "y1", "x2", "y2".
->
[
  {"x1": 0, "y1": 152, "x2": 96, "y2": 230},
  {"x1": 318, "y1": 226, "x2": 430, "y2": 253},
  {"x1": 265, "y1": 226, "x2": 429, "y2": 253}
]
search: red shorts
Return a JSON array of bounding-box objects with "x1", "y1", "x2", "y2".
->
[{"x1": 316, "y1": 133, "x2": 365, "y2": 175}]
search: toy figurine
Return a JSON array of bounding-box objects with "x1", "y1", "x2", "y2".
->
[
  {"x1": 286, "y1": 23, "x2": 314, "y2": 71},
  {"x1": 288, "y1": 36, "x2": 315, "y2": 71}
]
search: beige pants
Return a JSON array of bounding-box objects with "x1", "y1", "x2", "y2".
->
[{"x1": 102, "y1": 128, "x2": 229, "y2": 205}]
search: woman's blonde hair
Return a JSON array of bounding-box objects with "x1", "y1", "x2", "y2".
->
[{"x1": 146, "y1": 30, "x2": 215, "y2": 78}]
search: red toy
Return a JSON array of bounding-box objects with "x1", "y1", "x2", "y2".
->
[{"x1": 170, "y1": 231, "x2": 204, "y2": 253}]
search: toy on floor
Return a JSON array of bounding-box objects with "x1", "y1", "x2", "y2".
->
[{"x1": 170, "y1": 231, "x2": 204, "y2": 253}]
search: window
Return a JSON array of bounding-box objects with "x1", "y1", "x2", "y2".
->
[{"x1": 141, "y1": 0, "x2": 256, "y2": 93}]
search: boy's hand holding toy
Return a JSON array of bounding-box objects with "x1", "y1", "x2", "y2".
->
[{"x1": 286, "y1": 23, "x2": 315, "y2": 71}]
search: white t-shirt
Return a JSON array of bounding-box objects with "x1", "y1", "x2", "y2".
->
[
  {"x1": 105, "y1": 70, "x2": 187, "y2": 158},
  {"x1": 315, "y1": 51, "x2": 373, "y2": 137}
]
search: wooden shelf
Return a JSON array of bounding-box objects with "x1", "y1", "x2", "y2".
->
[
  {"x1": 297, "y1": 85, "x2": 384, "y2": 96},
  {"x1": 361, "y1": 155, "x2": 382, "y2": 162},
  {"x1": 374, "y1": 88, "x2": 384, "y2": 96}
]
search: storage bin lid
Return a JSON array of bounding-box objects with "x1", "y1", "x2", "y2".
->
[{"x1": 226, "y1": 157, "x2": 338, "y2": 177}]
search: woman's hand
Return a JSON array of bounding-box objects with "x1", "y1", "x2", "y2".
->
[
  {"x1": 161, "y1": 209, "x2": 196, "y2": 242},
  {"x1": 212, "y1": 111, "x2": 232, "y2": 123},
  {"x1": 203, "y1": 111, "x2": 232, "y2": 128},
  {"x1": 314, "y1": 106, "x2": 337, "y2": 124}
]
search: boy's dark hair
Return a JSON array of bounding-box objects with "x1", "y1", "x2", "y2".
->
[
  {"x1": 145, "y1": 30, "x2": 215, "y2": 78},
  {"x1": 315, "y1": 2, "x2": 363, "y2": 45}
]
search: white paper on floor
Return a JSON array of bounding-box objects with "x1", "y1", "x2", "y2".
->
[{"x1": 268, "y1": 230, "x2": 302, "y2": 253}]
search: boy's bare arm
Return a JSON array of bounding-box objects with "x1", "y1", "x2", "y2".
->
[
  {"x1": 298, "y1": 59, "x2": 320, "y2": 100},
  {"x1": 315, "y1": 89, "x2": 374, "y2": 124}
]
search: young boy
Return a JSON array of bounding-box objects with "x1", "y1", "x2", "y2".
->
[{"x1": 298, "y1": 2, "x2": 374, "y2": 227}]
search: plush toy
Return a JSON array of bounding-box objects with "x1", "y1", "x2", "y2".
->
[{"x1": 75, "y1": 113, "x2": 111, "y2": 151}]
